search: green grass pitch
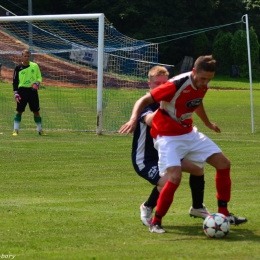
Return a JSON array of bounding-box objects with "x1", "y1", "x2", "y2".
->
[{"x1": 0, "y1": 78, "x2": 260, "y2": 259}]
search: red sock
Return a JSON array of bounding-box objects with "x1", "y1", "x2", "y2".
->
[
  {"x1": 151, "y1": 181, "x2": 179, "y2": 225},
  {"x1": 215, "y1": 168, "x2": 231, "y2": 215}
]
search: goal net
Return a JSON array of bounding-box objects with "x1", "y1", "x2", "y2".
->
[{"x1": 0, "y1": 8, "x2": 164, "y2": 133}]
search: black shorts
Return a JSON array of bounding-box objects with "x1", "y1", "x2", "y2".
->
[
  {"x1": 133, "y1": 161, "x2": 160, "y2": 185},
  {"x1": 16, "y1": 87, "x2": 40, "y2": 112}
]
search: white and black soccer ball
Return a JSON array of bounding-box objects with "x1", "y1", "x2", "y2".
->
[{"x1": 203, "y1": 213, "x2": 230, "y2": 238}]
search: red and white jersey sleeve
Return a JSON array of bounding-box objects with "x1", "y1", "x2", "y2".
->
[{"x1": 150, "y1": 72, "x2": 208, "y2": 137}]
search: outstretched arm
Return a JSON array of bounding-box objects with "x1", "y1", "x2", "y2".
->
[
  {"x1": 119, "y1": 93, "x2": 154, "y2": 134},
  {"x1": 195, "y1": 102, "x2": 221, "y2": 133}
]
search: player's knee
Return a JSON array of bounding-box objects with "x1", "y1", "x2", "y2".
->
[
  {"x1": 167, "y1": 166, "x2": 182, "y2": 184},
  {"x1": 223, "y1": 157, "x2": 231, "y2": 169},
  {"x1": 157, "y1": 175, "x2": 167, "y2": 189},
  {"x1": 217, "y1": 154, "x2": 231, "y2": 169},
  {"x1": 207, "y1": 153, "x2": 231, "y2": 169}
]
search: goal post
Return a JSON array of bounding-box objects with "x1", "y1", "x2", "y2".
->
[
  {"x1": 97, "y1": 15, "x2": 104, "y2": 135},
  {"x1": 0, "y1": 11, "x2": 161, "y2": 134},
  {"x1": 0, "y1": 13, "x2": 105, "y2": 134}
]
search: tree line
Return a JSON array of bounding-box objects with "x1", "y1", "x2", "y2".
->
[{"x1": 2, "y1": 0, "x2": 260, "y2": 77}]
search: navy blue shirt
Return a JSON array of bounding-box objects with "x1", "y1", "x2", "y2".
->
[{"x1": 132, "y1": 103, "x2": 159, "y2": 171}]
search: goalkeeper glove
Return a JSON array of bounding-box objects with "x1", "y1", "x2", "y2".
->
[
  {"x1": 31, "y1": 81, "x2": 40, "y2": 91},
  {"x1": 14, "y1": 91, "x2": 21, "y2": 103}
]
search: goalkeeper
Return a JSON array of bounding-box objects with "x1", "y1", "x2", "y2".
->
[{"x1": 12, "y1": 49, "x2": 46, "y2": 136}]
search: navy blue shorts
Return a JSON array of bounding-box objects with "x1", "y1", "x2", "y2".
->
[{"x1": 133, "y1": 161, "x2": 160, "y2": 185}]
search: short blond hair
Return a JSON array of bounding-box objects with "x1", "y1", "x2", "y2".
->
[{"x1": 148, "y1": 66, "x2": 169, "y2": 81}]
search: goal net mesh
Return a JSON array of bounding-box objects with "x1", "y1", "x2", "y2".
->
[{"x1": 0, "y1": 8, "x2": 160, "y2": 132}]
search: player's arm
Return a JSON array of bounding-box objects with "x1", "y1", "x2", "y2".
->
[
  {"x1": 119, "y1": 93, "x2": 154, "y2": 134},
  {"x1": 12, "y1": 68, "x2": 19, "y2": 92},
  {"x1": 31, "y1": 64, "x2": 42, "y2": 90},
  {"x1": 143, "y1": 110, "x2": 157, "y2": 127},
  {"x1": 13, "y1": 68, "x2": 21, "y2": 102},
  {"x1": 195, "y1": 102, "x2": 221, "y2": 133},
  {"x1": 35, "y1": 64, "x2": 42, "y2": 83}
]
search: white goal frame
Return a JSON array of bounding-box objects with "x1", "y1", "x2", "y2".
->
[{"x1": 0, "y1": 13, "x2": 105, "y2": 134}]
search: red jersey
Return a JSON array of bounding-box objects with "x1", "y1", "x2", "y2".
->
[{"x1": 150, "y1": 72, "x2": 208, "y2": 137}]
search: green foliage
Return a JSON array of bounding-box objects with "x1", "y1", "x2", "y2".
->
[
  {"x1": 249, "y1": 26, "x2": 260, "y2": 79},
  {"x1": 193, "y1": 32, "x2": 210, "y2": 59},
  {"x1": 1, "y1": 0, "x2": 260, "y2": 71},
  {"x1": 213, "y1": 31, "x2": 233, "y2": 75},
  {"x1": 231, "y1": 29, "x2": 248, "y2": 77},
  {"x1": 244, "y1": 2, "x2": 260, "y2": 38},
  {"x1": 243, "y1": 0, "x2": 260, "y2": 10},
  {"x1": 249, "y1": 26, "x2": 260, "y2": 66},
  {"x1": 231, "y1": 27, "x2": 260, "y2": 78},
  {"x1": 0, "y1": 0, "x2": 259, "y2": 63}
]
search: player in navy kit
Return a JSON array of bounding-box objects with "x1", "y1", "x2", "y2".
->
[
  {"x1": 120, "y1": 56, "x2": 247, "y2": 233},
  {"x1": 132, "y1": 66, "x2": 209, "y2": 226}
]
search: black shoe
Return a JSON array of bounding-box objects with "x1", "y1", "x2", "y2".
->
[
  {"x1": 38, "y1": 130, "x2": 47, "y2": 136},
  {"x1": 227, "y1": 213, "x2": 247, "y2": 225}
]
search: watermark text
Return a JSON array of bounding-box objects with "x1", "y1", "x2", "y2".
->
[{"x1": 0, "y1": 254, "x2": 16, "y2": 259}]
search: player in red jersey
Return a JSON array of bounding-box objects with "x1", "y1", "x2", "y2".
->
[
  {"x1": 133, "y1": 66, "x2": 210, "y2": 226},
  {"x1": 120, "y1": 55, "x2": 247, "y2": 233}
]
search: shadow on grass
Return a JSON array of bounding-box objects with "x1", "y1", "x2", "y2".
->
[{"x1": 162, "y1": 224, "x2": 259, "y2": 241}]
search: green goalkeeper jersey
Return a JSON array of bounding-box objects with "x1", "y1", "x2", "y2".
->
[{"x1": 13, "y1": 61, "x2": 42, "y2": 91}]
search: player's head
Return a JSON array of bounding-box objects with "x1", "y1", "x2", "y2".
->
[
  {"x1": 148, "y1": 66, "x2": 169, "y2": 90},
  {"x1": 191, "y1": 55, "x2": 216, "y2": 89},
  {"x1": 21, "y1": 49, "x2": 31, "y2": 64}
]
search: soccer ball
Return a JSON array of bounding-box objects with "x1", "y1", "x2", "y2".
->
[{"x1": 203, "y1": 213, "x2": 230, "y2": 238}]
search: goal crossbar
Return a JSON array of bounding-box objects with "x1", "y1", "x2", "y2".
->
[{"x1": 0, "y1": 13, "x2": 104, "y2": 21}]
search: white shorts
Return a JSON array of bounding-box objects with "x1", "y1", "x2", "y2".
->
[{"x1": 153, "y1": 127, "x2": 222, "y2": 176}]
